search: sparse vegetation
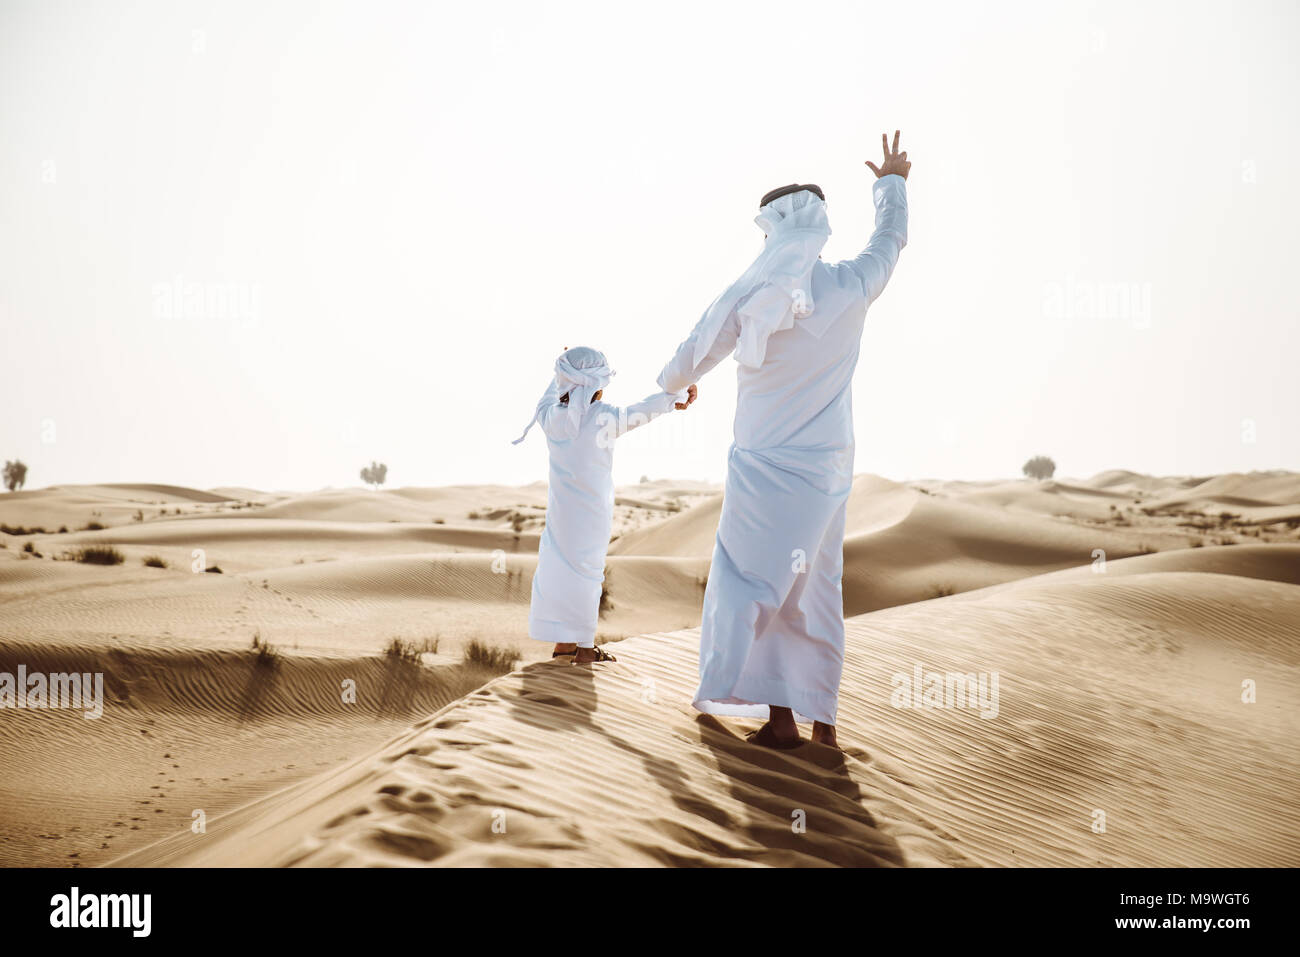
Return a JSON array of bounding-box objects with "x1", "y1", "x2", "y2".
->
[
  {"x1": 250, "y1": 631, "x2": 279, "y2": 666},
  {"x1": 81, "y1": 522, "x2": 105, "y2": 531},
  {"x1": 360, "y1": 461, "x2": 388, "y2": 490},
  {"x1": 3, "y1": 459, "x2": 28, "y2": 492},
  {"x1": 384, "y1": 636, "x2": 439, "y2": 662},
  {"x1": 0, "y1": 523, "x2": 47, "y2": 536},
  {"x1": 599, "y1": 566, "x2": 614, "y2": 616},
  {"x1": 927, "y1": 583, "x2": 957, "y2": 599},
  {"x1": 22, "y1": 541, "x2": 41, "y2": 558},
  {"x1": 461, "y1": 639, "x2": 521, "y2": 673},
  {"x1": 142, "y1": 555, "x2": 168, "y2": 568},
  {"x1": 74, "y1": 545, "x2": 124, "y2": 565},
  {"x1": 1022, "y1": 455, "x2": 1056, "y2": 480}
]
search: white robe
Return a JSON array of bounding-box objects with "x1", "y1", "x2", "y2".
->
[
  {"x1": 529, "y1": 384, "x2": 683, "y2": 647},
  {"x1": 658, "y1": 174, "x2": 908, "y2": 724}
]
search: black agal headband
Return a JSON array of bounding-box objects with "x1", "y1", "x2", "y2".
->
[{"x1": 759, "y1": 183, "x2": 825, "y2": 209}]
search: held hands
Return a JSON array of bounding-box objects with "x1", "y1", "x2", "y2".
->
[
  {"x1": 675, "y1": 384, "x2": 698, "y2": 411},
  {"x1": 865, "y1": 130, "x2": 910, "y2": 180}
]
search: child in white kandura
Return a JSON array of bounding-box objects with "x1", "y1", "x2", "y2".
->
[{"x1": 513, "y1": 346, "x2": 697, "y2": 663}]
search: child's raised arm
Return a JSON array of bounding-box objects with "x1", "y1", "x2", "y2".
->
[{"x1": 594, "y1": 386, "x2": 695, "y2": 446}]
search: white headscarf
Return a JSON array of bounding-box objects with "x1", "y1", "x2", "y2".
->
[
  {"x1": 692, "y1": 189, "x2": 850, "y2": 369},
  {"x1": 512, "y1": 346, "x2": 615, "y2": 444}
]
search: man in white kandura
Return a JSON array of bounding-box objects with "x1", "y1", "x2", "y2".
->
[
  {"x1": 515, "y1": 346, "x2": 696, "y2": 663},
  {"x1": 657, "y1": 131, "x2": 911, "y2": 749}
]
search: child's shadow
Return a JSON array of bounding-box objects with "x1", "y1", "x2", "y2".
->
[{"x1": 508, "y1": 660, "x2": 696, "y2": 842}]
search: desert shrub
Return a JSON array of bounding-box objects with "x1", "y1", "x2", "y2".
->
[
  {"x1": 3, "y1": 459, "x2": 27, "y2": 491},
  {"x1": 384, "y1": 636, "x2": 439, "y2": 662},
  {"x1": 928, "y1": 584, "x2": 956, "y2": 599},
  {"x1": 461, "y1": 640, "x2": 521, "y2": 673},
  {"x1": 205, "y1": 565, "x2": 223, "y2": 573},
  {"x1": 142, "y1": 555, "x2": 168, "y2": 568},
  {"x1": 360, "y1": 461, "x2": 388, "y2": 489},
  {"x1": 1022, "y1": 455, "x2": 1056, "y2": 480},
  {"x1": 250, "y1": 632, "x2": 278, "y2": 666},
  {"x1": 82, "y1": 522, "x2": 105, "y2": 531},
  {"x1": 75, "y1": 545, "x2": 124, "y2": 565},
  {"x1": 0, "y1": 523, "x2": 46, "y2": 535},
  {"x1": 599, "y1": 566, "x2": 614, "y2": 616}
]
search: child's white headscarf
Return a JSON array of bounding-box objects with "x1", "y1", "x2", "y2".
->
[
  {"x1": 691, "y1": 189, "x2": 853, "y2": 369},
  {"x1": 512, "y1": 346, "x2": 615, "y2": 444}
]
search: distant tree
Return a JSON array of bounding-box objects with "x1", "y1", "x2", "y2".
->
[
  {"x1": 360, "y1": 461, "x2": 388, "y2": 490},
  {"x1": 3, "y1": 460, "x2": 27, "y2": 492},
  {"x1": 1022, "y1": 455, "x2": 1056, "y2": 481}
]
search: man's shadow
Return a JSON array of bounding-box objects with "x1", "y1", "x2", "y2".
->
[
  {"x1": 694, "y1": 713, "x2": 907, "y2": 866},
  {"x1": 509, "y1": 656, "x2": 906, "y2": 866}
]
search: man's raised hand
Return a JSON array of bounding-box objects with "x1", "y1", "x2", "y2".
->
[
  {"x1": 675, "y1": 384, "x2": 698, "y2": 411},
  {"x1": 865, "y1": 130, "x2": 910, "y2": 180}
]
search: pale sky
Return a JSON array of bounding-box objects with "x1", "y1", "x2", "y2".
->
[{"x1": 2, "y1": 0, "x2": 1297, "y2": 492}]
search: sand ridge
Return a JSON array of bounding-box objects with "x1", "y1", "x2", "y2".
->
[{"x1": 2, "y1": 469, "x2": 1298, "y2": 867}]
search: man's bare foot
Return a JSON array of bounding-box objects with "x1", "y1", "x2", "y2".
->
[
  {"x1": 552, "y1": 643, "x2": 577, "y2": 658},
  {"x1": 746, "y1": 705, "x2": 801, "y2": 749},
  {"x1": 573, "y1": 645, "x2": 616, "y2": 664},
  {"x1": 810, "y1": 721, "x2": 839, "y2": 748}
]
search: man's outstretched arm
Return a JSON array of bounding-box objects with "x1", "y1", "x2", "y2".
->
[
  {"x1": 657, "y1": 302, "x2": 738, "y2": 395},
  {"x1": 848, "y1": 130, "x2": 911, "y2": 305}
]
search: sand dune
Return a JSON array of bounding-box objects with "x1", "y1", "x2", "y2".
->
[
  {"x1": 0, "y1": 641, "x2": 505, "y2": 867},
  {"x1": 0, "y1": 483, "x2": 239, "y2": 532},
  {"x1": 611, "y1": 473, "x2": 1231, "y2": 612},
  {"x1": 113, "y1": 555, "x2": 1300, "y2": 868},
  {"x1": 0, "y1": 551, "x2": 703, "y2": 659},
  {"x1": 3, "y1": 469, "x2": 1298, "y2": 868}
]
